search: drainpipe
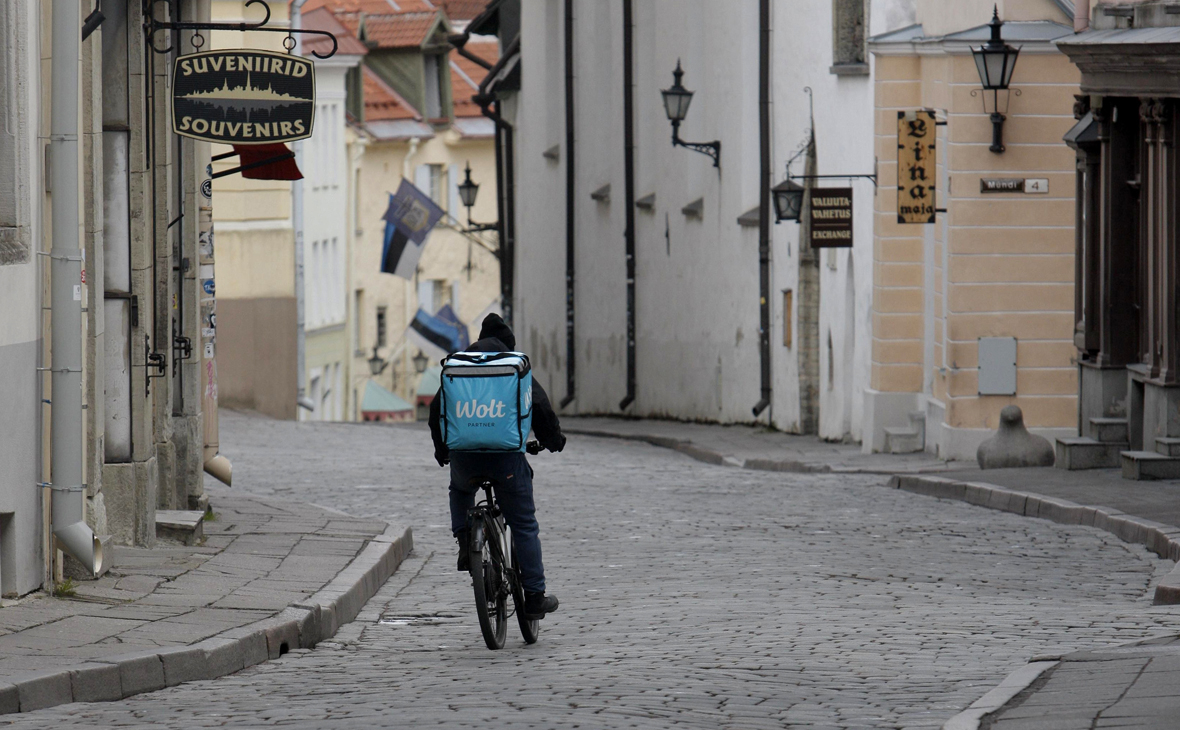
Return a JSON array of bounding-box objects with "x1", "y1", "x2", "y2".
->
[
  {"x1": 561, "y1": 0, "x2": 577, "y2": 409},
  {"x1": 752, "y1": 0, "x2": 772, "y2": 418},
  {"x1": 1074, "y1": 0, "x2": 1089, "y2": 32},
  {"x1": 50, "y1": 0, "x2": 103, "y2": 575},
  {"x1": 292, "y1": 0, "x2": 314, "y2": 415},
  {"x1": 618, "y1": 0, "x2": 636, "y2": 411}
]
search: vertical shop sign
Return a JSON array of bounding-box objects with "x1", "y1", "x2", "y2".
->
[{"x1": 897, "y1": 110, "x2": 936, "y2": 224}]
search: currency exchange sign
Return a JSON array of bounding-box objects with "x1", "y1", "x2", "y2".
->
[
  {"x1": 173, "y1": 49, "x2": 315, "y2": 145},
  {"x1": 897, "y1": 110, "x2": 936, "y2": 224}
]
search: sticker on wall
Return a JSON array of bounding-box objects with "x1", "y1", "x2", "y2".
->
[
  {"x1": 897, "y1": 110, "x2": 937, "y2": 224},
  {"x1": 172, "y1": 49, "x2": 315, "y2": 145}
]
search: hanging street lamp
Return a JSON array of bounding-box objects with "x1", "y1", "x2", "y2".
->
[
  {"x1": 661, "y1": 60, "x2": 721, "y2": 167},
  {"x1": 772, "y1": 177, "x2": 806, "y2": 223},
  {"x1": 367, "y1": 345, "x2": 389, "y2": 377},
  {"x1": 412, "y1": 350, "x2": 431, "y2": 374},
  {"x1": 971, "y1": 7, "x2": 1021, "y2": 153}
]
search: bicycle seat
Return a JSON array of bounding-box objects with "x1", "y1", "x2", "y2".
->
[{"x1": 468, "y1": 476, "x2": 496, "y2": 487}]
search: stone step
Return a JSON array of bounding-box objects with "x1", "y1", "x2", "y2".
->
[
  {"x1": 1055, "y1": 437, "x2": 1127, "y2": 470},
  {"x1": 155, "y1": 510, "x2": 206, "y2": 546},
  {"x1": 1156, "y1": 437, "x2": 1180, "y2": 458},
  {"x1": 1120, "y1": 450, "x2": 1180, "y2": 481},
  {"x1": 1089, "y1": 417, "x2": 1129, "y2": 444},
  {"x1": 883, "y1": 412, "x2": 926, "y2": 454}
]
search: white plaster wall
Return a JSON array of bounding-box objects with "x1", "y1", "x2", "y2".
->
[
  {"x1": 0, "y1": 0, "x2": 43, "y2": 596},
  {"x1": 514, "y1": 0, "x2": 917, "y2": 434}
]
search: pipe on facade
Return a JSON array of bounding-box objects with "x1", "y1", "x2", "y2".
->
[
  {"x1": 292, "y1": 0, "x2": 314, "y2": 415},
  {"x1": 1074, "y1": 0, "x2": 1089, "y2": 32},
  {"x1": 618, "y1": 0, "x2": 636, "y2": 412},
  {"x1": 447, "y1": 32, "x2": 494, "y2": 71},
  {"x1": 561, "y1": 0, "x2": 577, "y2": 409},
  {"x1": 50, "y1": 0, "x2": 103, "y2": 575},
  {"x1": 752, "y1": 0, "x2": 772, "y2": 418}
]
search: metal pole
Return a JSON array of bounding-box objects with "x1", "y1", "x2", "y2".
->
[
  {"x1": 753, "y1": 0, "x2": 772, "y2": 418},
  {"x1": 292, "y1": 0, "x2": 313, "y2": 415},
  {"x1": 50, "y1": 0, "x2": 102, "y2": 575},
  {"x1": 560, "y1": 0, "x2": 576, "y2": 409},
  {"x1": 619, "y1": 0, "x2": 636, "y2": 411}
]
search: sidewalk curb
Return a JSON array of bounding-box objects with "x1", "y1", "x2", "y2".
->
[
  {"x1": 1, "y1": 525, "x2": 413, "y2": 715},
  {"x1": 888, "y1": 475, "x2": 1180, "y2": 605},
  {"x1": 564, "y1": 426, "x2": 954, "y2": 475},
  {"x1": 941, "y1": 660, "x2": 1058, "y2": 730}
]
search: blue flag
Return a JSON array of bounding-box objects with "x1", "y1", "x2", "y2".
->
[{"x1": 380, "y1": 178, "x2": 445, "y2": 280}]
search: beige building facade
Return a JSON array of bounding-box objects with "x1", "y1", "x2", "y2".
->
[{"x1": 866, "y1": 3, "x2": 1082, "y2": 459}]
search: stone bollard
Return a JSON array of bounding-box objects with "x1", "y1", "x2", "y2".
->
[{"x1": 977, "y1": 405, "x2": 1055, "y2": 469}]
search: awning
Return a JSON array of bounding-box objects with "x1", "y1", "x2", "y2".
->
[{"x1": 361, "y1": 379, "x2": 414, "y2": 415}]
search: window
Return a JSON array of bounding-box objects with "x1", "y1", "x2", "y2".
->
[
  {"x1": 424, "y1": 54, "x2": 442, "y2": 119},
  {"x1": 428, "y1": 164, "x2": 446, "y2": 209},
  {"x1": 310, "y1": 240, "x2": 320, "y2": 326},
  {"x1": 354, "y1": 290, "x2": 364, "y2": 354},
  {"x1": 330, "y1": 237, "x2": 341, "y2": 323},
  {"x1": 419, "y1": 278, "x2": 452, "y2": 315},
  {"x1": 782, "y1": 290, "x2": 793, "y2": 348},
  {"x1": 831, "y1": 0, "x2": 866, "y2": 72},
  {"x1": 376, "y1": 306, "x2": 387, "y2": 347}
]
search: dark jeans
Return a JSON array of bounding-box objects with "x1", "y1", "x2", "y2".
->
[{"x1": 449, "y1": 452, "x2": 545, "y2": 594}]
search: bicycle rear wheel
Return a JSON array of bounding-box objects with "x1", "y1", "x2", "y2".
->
[
  {"x1": 510, "y1": 566, "x2": 539, "y2": 645},
  {"x1": 469, "y1": 520, "x2": 508, "y2": 650}
]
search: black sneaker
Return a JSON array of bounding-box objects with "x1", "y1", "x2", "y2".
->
[
  {"x1": 523, "y1": 591, "x2": 559, "y2": 620},
  {"x1": 455, "y1": 532, "x2": 470, "y2": 572}
]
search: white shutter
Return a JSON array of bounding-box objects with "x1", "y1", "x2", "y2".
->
[
  {"x1": 449, "y1": 163, "x2": 460, "y2": 217},
  {"x1": 414, "y1": 164, "x2": 430, "y2": 195},
  {"x1": 417, "y1": 279, "x2": 433, "y2": 315}
]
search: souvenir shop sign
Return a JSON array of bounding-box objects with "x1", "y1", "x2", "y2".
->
[
  {"x1": 897, "y1": 110, "x2": 936, "y2": 224},
  {"x1": 173, "y1": 49, "x2": 315, "y2": 145},
  {"x1": 809, "y1": 188, "x2": 853, "y2": 248}
]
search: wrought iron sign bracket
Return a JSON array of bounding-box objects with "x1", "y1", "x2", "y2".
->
[
  {"x1": 790, "y1": 173, "x2": 878, "y2": 188},
  {"x1": 671, "y1": 120, "x2": 721, "y2": 167},
  {"x1": 144, "y1": 0, "x2": 338, "y2": 59}
]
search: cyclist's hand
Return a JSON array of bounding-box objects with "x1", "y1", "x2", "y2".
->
[{"x1": 435, "y1": 451, "x2": 450, "y2": 467}]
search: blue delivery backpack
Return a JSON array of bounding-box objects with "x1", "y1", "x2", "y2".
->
[{"x1": 440, "y1": 351, "x2": 533, "y2": 452}]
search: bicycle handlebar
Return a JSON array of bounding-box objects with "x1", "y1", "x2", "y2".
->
[{"x1": 526, "y1": 440, "x2": 542, "y2": 455}]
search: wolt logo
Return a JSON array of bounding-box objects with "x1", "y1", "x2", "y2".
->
[{"x1": 456, "y1": 400, "x2": 507, "y2": 419}]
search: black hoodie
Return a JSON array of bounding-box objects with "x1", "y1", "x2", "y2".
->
[{"x1": 427, "y1": 314, "x2": 565, "y2": 465}]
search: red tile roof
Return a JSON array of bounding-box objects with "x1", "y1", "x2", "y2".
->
[
  {"x1": 363, "y1": 66, "x2": 421, "y2": 121},
  {"x1": 356, "y1": 11, "x2": 441, "y2": 48},
  {"x1": 302, "y1": 0, "x2": 437, "y2": 14},
  {"x1": 300, "y1": 7, "x2": 370, "y2": 57},
  {"x1": 438, "y1": 0, "x2": 490, "y2": 21}
]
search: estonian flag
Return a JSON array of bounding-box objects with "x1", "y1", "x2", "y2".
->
[
  {"x1": 405, "y1": 306, "x2": 469, "y2": 361},
  {"x1": 380, "y1": 179, "x2": 445, "y2": 280}
]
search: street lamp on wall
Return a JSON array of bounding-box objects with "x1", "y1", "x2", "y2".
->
[
  {"x1": 971, "y1": 8, "x2": 1021, "y2": 153},
  {"x1": 457, "y1": 162, "x2": 497, "y2": 233},
  {"x1": 661, "y1": 60, "x2": 721, "y2": 167}
]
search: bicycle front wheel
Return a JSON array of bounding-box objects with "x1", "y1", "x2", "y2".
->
[{"x1": 470, "y1": 520, "x2": 508, "y2": 650}]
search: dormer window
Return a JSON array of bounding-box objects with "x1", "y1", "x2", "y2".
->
[{"x1": 424, "y1": 53, "x2": 443, "y2": 118}]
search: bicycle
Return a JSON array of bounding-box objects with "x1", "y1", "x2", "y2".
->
[{"x1": 466, "y1": 440, "x2": 544, "y2": 649}]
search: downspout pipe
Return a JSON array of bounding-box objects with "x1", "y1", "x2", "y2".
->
[
  {"x1": 752, "y1": 0, "x2": 772, "y2": 418},
  {"x1": 618, "y1": 0, "x2": 636, "y2": 411},
  {"x1": 50, "y1": 0, "x2": 103, "y2": 575},
  {"x1": 292, "y1": 0, "x2": 314, "y2": 415},
  {"x1": 1074, "y1": 0, "x2": 1089, "y2": 32},
  {"x1": 562, "y1": 0, "x2": 577, "y2": 409}
]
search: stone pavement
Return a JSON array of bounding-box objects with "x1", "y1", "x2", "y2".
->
[
  {"x1": 6, "y1": 412, "x2": 1180, "y2": 728},
  {"x1": 0, "y1": 485, "x2": 411, "y2": 715},
  {"x1": 565, "y1": 417, "x2": 1180, "y2": 728}
]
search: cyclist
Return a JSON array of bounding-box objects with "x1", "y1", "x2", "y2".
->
[{"x1": 428, "y1": 313, "x2": 565, "y2": 621}]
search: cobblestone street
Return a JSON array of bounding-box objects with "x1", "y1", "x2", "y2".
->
[{"x1": 8, "y1": 412, "x2": 1180, "y2": 729}]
